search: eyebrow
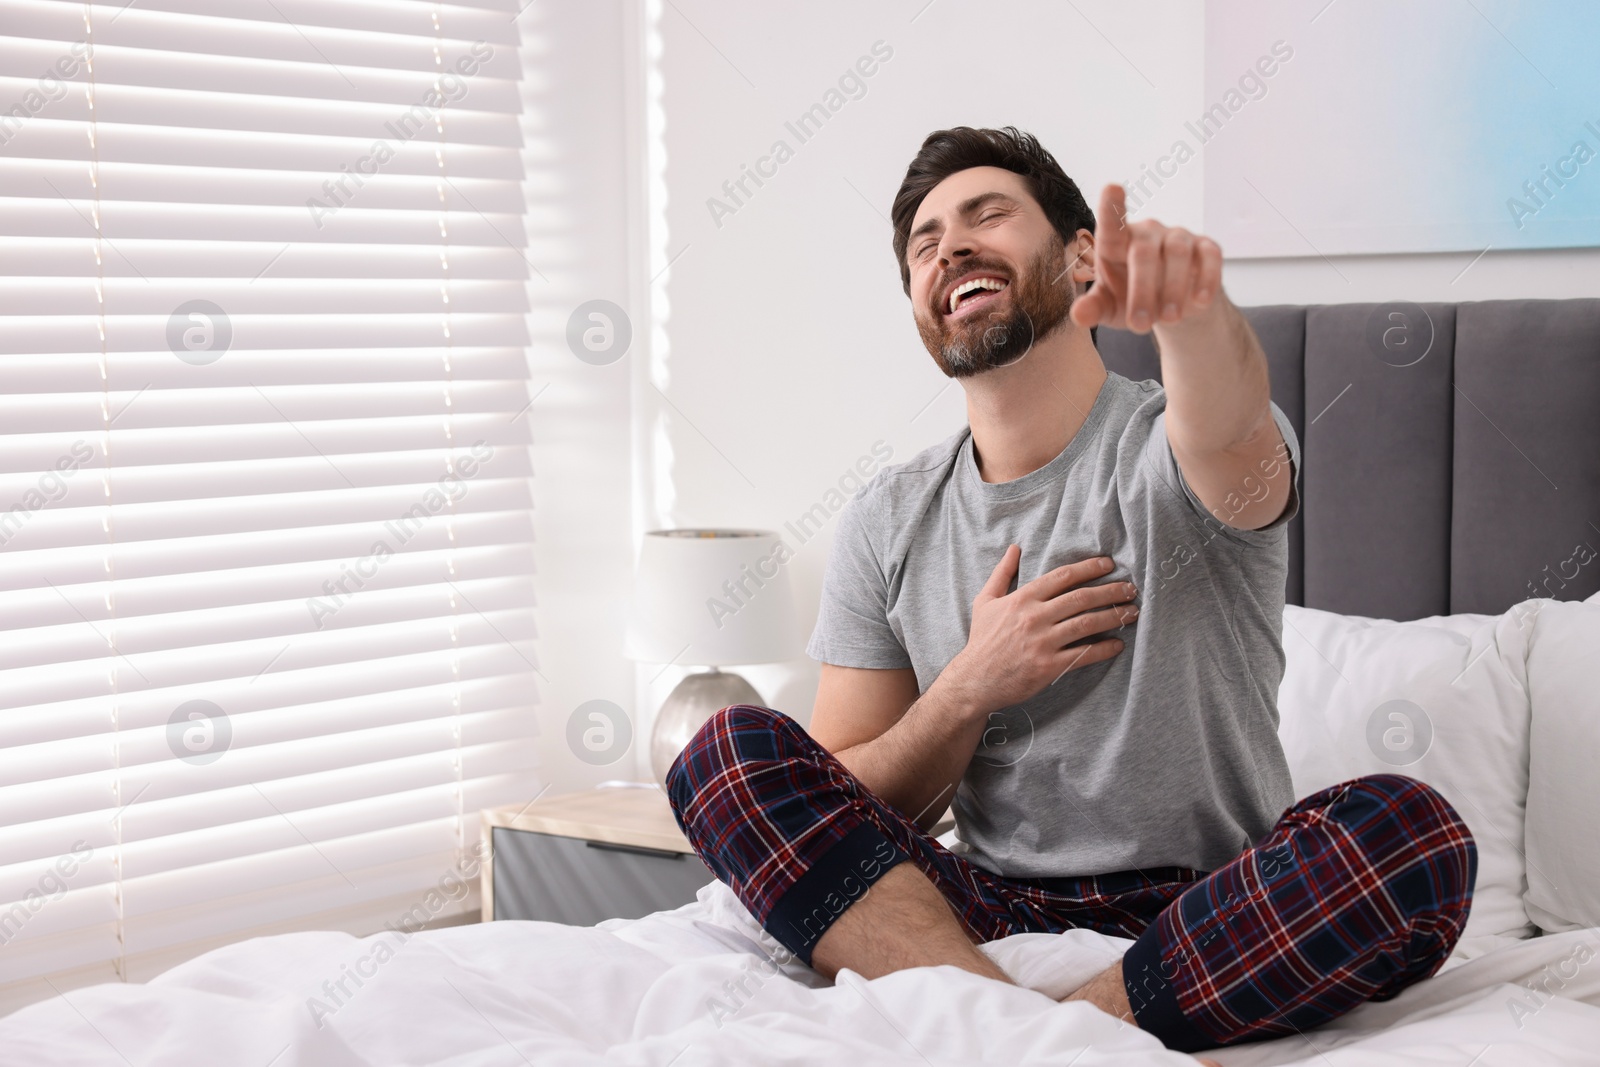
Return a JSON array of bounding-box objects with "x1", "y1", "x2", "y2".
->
[{"x1": 908, "y1": 191, "x2": 1020, "y2": 249}]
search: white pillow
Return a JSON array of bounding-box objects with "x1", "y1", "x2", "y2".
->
[
  {"x1": 1522, "y1": 596, "x2": 1600, "y2": 932},
  {"x1": 1276, "y1": 602, "x2": 1534, "y2": 940}
]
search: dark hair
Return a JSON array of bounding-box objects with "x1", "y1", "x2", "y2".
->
[{"x1": 891, "y1": 126, "x2": 1095, "y2": 297}]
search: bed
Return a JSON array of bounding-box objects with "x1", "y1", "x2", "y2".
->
[{"x1": 3, "y1": 299, "x2": 1598, "y2": 1064}]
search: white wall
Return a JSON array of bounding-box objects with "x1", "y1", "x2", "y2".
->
[
  {"x1": 527, "y1": 1, "x2": 640, "y2": 794},
  {"x1": 628, "y1": 0, "x2": 1600, "y2": 750},
  {"x1": 1224, "y1": 246, "x2": 1600, "y2": 305}
]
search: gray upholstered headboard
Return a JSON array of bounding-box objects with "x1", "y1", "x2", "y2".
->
[{"x1": 1098, "y1": 299, "x2": 1600, "y2": 621}]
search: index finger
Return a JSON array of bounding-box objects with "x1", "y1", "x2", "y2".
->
[
  {"x1": 1094, "y1": 183, "x2": 1130, "y2": 266},
  {"x1": 1021, "y1": 555, "x2": 1115, "y2": 601}
]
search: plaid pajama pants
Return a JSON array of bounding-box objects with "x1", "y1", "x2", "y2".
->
[{"x1": 666, "y1": 704, "x2": 1477, "y2": 1053}]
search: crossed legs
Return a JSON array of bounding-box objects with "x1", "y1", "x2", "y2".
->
[
  {"x1": 807, "y1": 859, "x2": 1223, "y2": 1063},
  {"x1": 668, "y1": 705, "x2": 1477, "y2": 1053}
]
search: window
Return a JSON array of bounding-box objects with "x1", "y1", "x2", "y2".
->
[{"x1": 0, "y1": 0, "x2": 537, "y2": 1010}]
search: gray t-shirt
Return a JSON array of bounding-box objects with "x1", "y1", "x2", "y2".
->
[{"x1": 807, "y1": 370, "x2": 1302, "y2": 878}]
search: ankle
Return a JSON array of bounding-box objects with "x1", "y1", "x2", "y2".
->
[{"x1": 1062, "y1": 959, "x2": 1138, "y2": 1026}]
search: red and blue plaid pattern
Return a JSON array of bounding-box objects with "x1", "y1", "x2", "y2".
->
[{"x1": 667, "y1": 704, "x2": 1476, "y2": 1052}]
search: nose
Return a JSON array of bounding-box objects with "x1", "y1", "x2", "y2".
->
[{"x1": 937, "y1": 233, "x2": 975, "y2": 269}]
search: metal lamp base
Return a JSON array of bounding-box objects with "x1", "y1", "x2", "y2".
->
[{"x1": 650, "y1": 669, "x2": 764, "y2": 787}]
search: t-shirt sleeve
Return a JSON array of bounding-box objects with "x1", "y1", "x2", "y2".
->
[
  {"x1": 1148, "y1": 398, "x2": 1302, "y2": 549},
  {"x1": 805, "y1": 487, "x2": 914, "y2": 669}
]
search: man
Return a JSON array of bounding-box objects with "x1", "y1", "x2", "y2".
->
[{"x1": 666, "y1": 126, "x2": 1476, "y2": 1056}]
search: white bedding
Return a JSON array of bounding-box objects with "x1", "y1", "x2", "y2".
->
[{"x1": 5, "y1": 880, "x2": 1599, "y2": 1066}]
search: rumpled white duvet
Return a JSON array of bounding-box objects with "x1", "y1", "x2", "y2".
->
[{"x1": 4, "y1": 880, "x2": 1600, "y2": 1066}]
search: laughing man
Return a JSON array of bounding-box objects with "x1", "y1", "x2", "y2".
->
[{"x1": 667, "y1": 126, "x2": 1475, "y2": 1056}]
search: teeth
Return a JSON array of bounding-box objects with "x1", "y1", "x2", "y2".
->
[{"x1": 948, "y1": 276, "x2": 1007, "y2": 314}]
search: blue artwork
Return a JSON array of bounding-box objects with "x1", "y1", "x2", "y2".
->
[{"x1": 1203, "y1": 0, "x2": 1600, "y2": 256}]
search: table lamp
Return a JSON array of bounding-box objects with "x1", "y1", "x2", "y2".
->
[{"x1": 625, "y1": 529, "x2": 802, "y2": 786}]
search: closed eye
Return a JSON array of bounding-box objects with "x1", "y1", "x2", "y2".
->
[{"x1": 913, "y1": 208, "x2": 1009, "y2": 261}]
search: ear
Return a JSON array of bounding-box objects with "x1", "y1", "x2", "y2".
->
[{"x1": 1060, "y1": 230, "x2": 1096, "y2": 293}]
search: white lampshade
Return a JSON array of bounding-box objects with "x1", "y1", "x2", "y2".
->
[{"x1": 624, "y1": 529, "x2": 802, "y2": 666}]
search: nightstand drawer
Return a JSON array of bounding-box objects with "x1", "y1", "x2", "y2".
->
[{"x1": 490, "y1": 826, "x2": 715, "y2": 925}]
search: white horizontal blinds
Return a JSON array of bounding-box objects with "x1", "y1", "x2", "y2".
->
[{"x1": 0, "y1": 0, "x2": 538, "y2": 1006}]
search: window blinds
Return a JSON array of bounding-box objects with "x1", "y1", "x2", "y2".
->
[{"x1": 0, "y1": 0, "x2": 538, "y2": 1010}]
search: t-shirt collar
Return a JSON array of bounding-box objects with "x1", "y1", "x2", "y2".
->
[{"x1": 958, "y1": 371, "x2": 1121, "y2": 501}]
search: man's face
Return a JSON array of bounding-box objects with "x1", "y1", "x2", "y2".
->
[{"x1": 906, "y1": 166, "x2": 1083, "y2": 378}]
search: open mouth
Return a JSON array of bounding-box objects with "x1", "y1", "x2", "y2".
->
[{"x1": 944, "y1": 274, "x2": 1010, "y2": 319}]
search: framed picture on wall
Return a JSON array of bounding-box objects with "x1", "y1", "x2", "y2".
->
[{"x1": 1198, "y1": 0, "x2": 1600, "y2": 257}]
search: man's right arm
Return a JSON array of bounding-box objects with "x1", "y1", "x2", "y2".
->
[
  {"x1": 809, "y1": 663, "x2": 983, "y2": 833},
  {"x1": 809, "y1": 547, "x2": 1140, "y2": 831}
]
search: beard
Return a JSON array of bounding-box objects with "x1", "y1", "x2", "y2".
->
[{"x1": 915, "y1": 235, "x2": 1076, "y2": 379}]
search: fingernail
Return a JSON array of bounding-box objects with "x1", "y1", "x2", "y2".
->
[
  {"x1": 1162, "y1": 303, "x2": 1178, "y2": 321},
  {"x1": 1131, "y1": 310, "x2": 1149, "y2": 329}
]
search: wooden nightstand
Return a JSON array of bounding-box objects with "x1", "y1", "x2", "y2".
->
[{"x1": 481, "y1": 786, "x2": 715, "y2": 924}]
